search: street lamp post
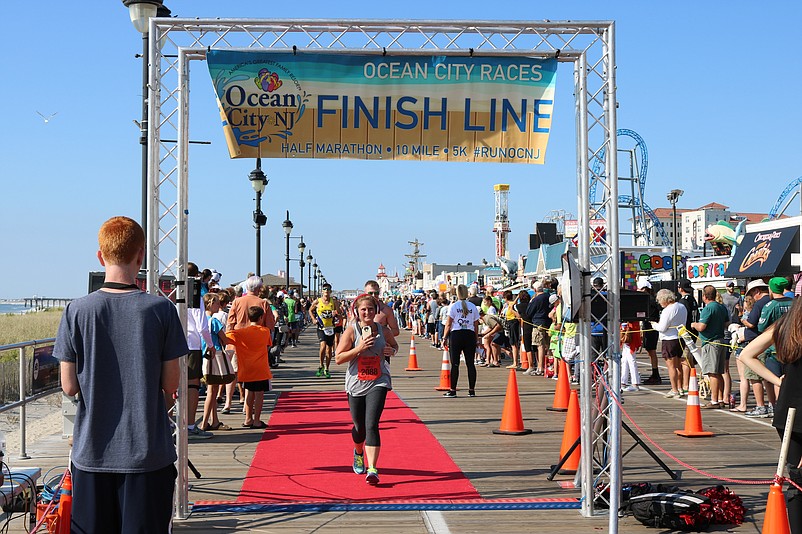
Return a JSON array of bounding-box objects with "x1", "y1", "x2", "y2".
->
[
  {"x1": 297, "y1": 236, "x2": 306, "y2": 298},
  {"x1": 282, "y1": 211, "x2": 293, "y2": 291},
  {"x1": 249, "y1": 159, "x2": 268, "y2": 276},
  {"x1": 667, "y1": 189, "x2": 684, "y2": 281},
  {"x1": 122, "y1": 0, "x2": 170, "y2": 272},
  {"x1": 306, "y1": 252, "x2": 313, "y2": 299},
  {"x1": 312, "y1": 263, "x2": 318, "y2": 296}
]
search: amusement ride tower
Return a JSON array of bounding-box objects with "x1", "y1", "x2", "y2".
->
[{"x1": 493, "y1": 184, "x2": 511, "y2": 259}]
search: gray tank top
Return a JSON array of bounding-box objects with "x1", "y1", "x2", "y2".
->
[{"x1": 345, "y1": 322, "x2": 392, "y2": 396}]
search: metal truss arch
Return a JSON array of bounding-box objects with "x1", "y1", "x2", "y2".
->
[{"x1": 147, "y1": 18, "x2": 620, "y2": 529}]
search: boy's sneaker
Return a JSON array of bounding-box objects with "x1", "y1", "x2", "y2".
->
[
  {"x1": 352, "y1": 449, "x2": 366, "y2": 475},
  {"x1": 745, "y1": 406, "x2": 769, "y2": 417},
  {"x1": 187, "y1": 426, "x2": 213, "y2": 440},
  {"x1": 365, "y1": 468, "x2": 380, "y2": 485},
  {"x1": 315, "y1": 367, "x2": 324, "y2": 377}
]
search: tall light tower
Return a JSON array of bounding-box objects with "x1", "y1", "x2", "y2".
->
[{"x1": 493, "y1": 184, "x2": 511, "y2": 259}]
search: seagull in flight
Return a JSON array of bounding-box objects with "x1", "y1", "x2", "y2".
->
[{"x1": 36, "y1": 111, "x2": 58, "y2": 124}]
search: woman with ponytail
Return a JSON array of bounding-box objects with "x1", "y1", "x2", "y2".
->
[{"x1": 442, "y1": 284, "x2": 480, "y2": 397}]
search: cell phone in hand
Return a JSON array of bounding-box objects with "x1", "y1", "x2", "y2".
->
[{"x1": 362, "y1": 325, "x2": 372, "y2": 338}]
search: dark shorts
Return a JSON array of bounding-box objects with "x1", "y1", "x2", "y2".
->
[
  {"x1": 661, "y1": 338, "x2": 683, "y2": 360},
  {"x1": 492, "y1": 332, "x2": 511, "y2": 349},
  {"x1": 288, "y1": 320, "x2": 299, "y2": 330},
  {"x1": 334, "y1": 326, "x2": 344, "y2": 334},
  {"x1": 317, "y1": 328, "x2": 335, "y2": 346},
  {"x1": 71, "y1": 463, "x2": 176, "y2": 533},
  {"x1": 766, "y1": 354, "x2": 785, "y2": 378},
  {"x1": 426, "y1": 322, "x2": 436, "y2": 335},
  {"x1": 187, "y1": 349, "x2": 203, "y2": 380},
  {"x1": 643, "y1": 329, "x2": 659, "y2": 351},
  {"x1": 243, "y1": 379, "x2": 271, "y2": 392},
  {"x1": 506, "y1": 319, "x2": 521, "y2": 348}
]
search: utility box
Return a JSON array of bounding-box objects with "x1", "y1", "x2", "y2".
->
[{"x1": 62, "y1": 394, "x2": 78, "y2": 438}]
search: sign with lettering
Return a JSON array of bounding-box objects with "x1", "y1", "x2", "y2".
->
[
  {"x1": 686, "y1": 256, "x2": 731, "y2": 281},
  {"x1": 724, "y1": 226, "x2": 800, "y2": 278},
  {"x1": 207, "y1": 51, "x2": 557, "y2": 163}
]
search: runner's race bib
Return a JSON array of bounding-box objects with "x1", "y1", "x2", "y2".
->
[
  {"x1": 323, "y1": 327, "x2": 335, "y2": 336},
  {"x1": 358, "y1": 355, "x2": 382, "y2": 381}
]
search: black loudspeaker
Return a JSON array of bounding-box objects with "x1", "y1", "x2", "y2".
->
[
  {"x1": 619, "y1": 289, "x2": 651, "y2": 322},
  {"x1": 187, "y1": 278, "x2": 202, "y2": 308},
  {"x1": 530, "y1": 222, "x2": 559, "y2": 249}
]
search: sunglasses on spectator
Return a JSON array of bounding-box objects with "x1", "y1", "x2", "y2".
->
[{"x1": 367, "y1": 291, "x2": 380, "y2": 296}]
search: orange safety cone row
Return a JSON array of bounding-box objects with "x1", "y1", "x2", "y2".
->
[
  {"x1": 556, "y1": 389, "x2": 581, "y2": 474},
  {"x1": 674, "y1": 368, "x2": 714, "y2": 437},
  {"x1": 435, "y1": 350, "x2": 452, "y2": 391},
  {"x1": 493, "y1": 369, "x2": 533, "y2": 435},
  {"x1": 763, "y1": 483, "x2": 791, "y2": 534},
  {"x1": 547, "y1": 358, "x2": 571, "y2": 412},
  {"x1": 405, "y1": 335, "x2": 423, "y2": 371}
]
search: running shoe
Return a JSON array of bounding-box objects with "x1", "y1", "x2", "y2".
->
[
  {"x1": 442, "y1": 390, "x2": 456, "y2": 398},
  {"x1": 324, "y1": 369, "x2": 331, "y2": 379},
  {"x1": 366, "y1": 468, "x2": 380, "y2": 485},
  {"x1": 623, "y1": 385, "x2": 639, "y2": 392},
  {"x1": 187, "y1": 426, "x2": 213, "y2": 440},
  {"x1": 663, "y1": 390, "x2": 679, "y2": 399},
  {"x1": 745, "y1": 406, "x2": 768, "y2": 417},
  {"x1": 315, "y1": 367, "x2": 324, "y2": 377},
  {"x1": 468, "y1": 390, "x2": 476, "y2": 397},
  {"x1": 353, "y1": 449, "x2": 366, "y2": 475}
]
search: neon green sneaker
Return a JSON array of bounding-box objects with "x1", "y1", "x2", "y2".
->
[
  {"x1": 366, "y1": 467, "x2": 379, "y2": 485},
  {"x1": 324, "y1": 369, "x2": 331, "y2": 379},
  {"x1": 315, "y1": 367, "x2": 324, "y2": 377}
]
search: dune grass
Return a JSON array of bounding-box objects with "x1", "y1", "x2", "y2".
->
[{"x1": 0, "y1": 309, "x2": 63, "y2": 349}]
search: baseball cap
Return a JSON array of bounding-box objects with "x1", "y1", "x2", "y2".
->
[
  {"x1": 636, "y1": 279, "x2": 652, "y2": 290},
  {"x1": 745, "y1": 279, "x2": 769, "y2": 295},
  {"x1": 548, "y1": 294, "x2": 559, "y2": 305},
  {"x1": 211, "y1": 270, "x2": 222, "y2": 283},
  {"x1": 725, "y1": 281, "x2": 735, "y2": 287},
  {"x1": 769, "y1": 277, "x2": 790, "y2": 294},
  {"x1": 678, "y1": 279, "x2": 693, "y2": 291}
]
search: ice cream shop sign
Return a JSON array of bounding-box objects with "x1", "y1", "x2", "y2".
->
[{"x1": 685, "y1": 256, "x2": 730, "y2": 282}]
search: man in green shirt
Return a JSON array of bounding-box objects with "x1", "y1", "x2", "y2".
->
[
  {"x1": 758, "y1": 277, "x2": 793, "y2": 388},
  {"x1": 284, "y1": 291, "x2": 300, "y2": 347},
  {"x1": 691, "y1": 285, "x2": 730, "y2": 408}
]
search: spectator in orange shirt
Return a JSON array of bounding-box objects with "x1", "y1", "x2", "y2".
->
[{"x1": 224, "y1": 306, "x2": 273, "y2": 429}]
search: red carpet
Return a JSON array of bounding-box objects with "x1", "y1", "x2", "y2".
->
[{"x1": 237, "y1": 391, "x2": 481, "y2": 503}]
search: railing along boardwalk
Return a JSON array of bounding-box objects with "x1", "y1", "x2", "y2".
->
[{"x1": 8, "y1": 329, "x2": 780, "y2": 532}]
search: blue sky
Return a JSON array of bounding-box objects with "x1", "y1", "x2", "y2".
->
[{"x1": 1, "y1": 1, "x2": 799, "y2": 299}]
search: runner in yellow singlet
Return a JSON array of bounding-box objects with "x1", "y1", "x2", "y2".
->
[{"x1": 309, "y1": 283, "x2": 340, "y2": 378}]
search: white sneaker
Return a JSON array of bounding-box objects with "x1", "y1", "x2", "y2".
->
[{"x1": 624, "y1": 385, "x2": 639, "y2": 392}]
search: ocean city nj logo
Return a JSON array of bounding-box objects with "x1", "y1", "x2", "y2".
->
[
  {"x1": 738, "y1": 231, "x2": 781, "y2": 272},
  {"x1": 214, "y1": 60, "x2": 307, "y2": 147}
]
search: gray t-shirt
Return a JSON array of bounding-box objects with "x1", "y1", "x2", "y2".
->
[
  {"x1": 54, "y1": 290, "x2": 188, "y2": 473},
  {"x1": 721, "y1": 292, "x2": 742, "y2": 323},
  {"x1": 345, "y1": 323, "x2": 392, "y2": 396}
]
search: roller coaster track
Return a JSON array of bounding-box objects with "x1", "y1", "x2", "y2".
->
[
  {"x1": 768, "y1": 176, "x2": 802, "y2": 219},
  {"x1": 589, "y1": 129, "x2": 671, "y2": 245}
]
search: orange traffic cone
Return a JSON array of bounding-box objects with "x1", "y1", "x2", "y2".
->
[
  {"x1": 435, "y1": 350, "x2": 452, "y2": 391},
  {"x1": 674, "y1": 368, "x2": 714, "y2": 437},
  {"x1": 763, "y1": 483, "x2": 791, "y2": 534},
  {"x1": 56, "y1": 469, "x2": 72, "y2": 534},
  {"x1": 493, "y1": 370, "x2": 533, "y2": 435},
  {"x1": 556, "y1": 389, "x2": 581, "y2": 474},
  {"x1": 521, "y1": 345, "x2": 531, "y2": 371},
  {"x1": 405, "y1": 335, "x2": 423, "y2": 371},
  {"x1": 547, "y1": 359, "x2": 570, "y2": 412}
]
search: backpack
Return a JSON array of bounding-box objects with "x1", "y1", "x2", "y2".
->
[{"x1": 628, "y1": 491, "x2": 712, "y2": 531}]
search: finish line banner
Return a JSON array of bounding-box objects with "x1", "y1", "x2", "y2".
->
[{"x1": 207, "y1": 50, "x2": 557, "y2": 164}]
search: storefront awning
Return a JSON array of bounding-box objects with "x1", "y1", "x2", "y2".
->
[{"x1": 724, "y1": 226, "x2": 799, "y2": 278}]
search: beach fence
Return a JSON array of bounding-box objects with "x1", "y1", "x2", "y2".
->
[{"x1": 0, "y1": 339, "x2": 61, "y2": 459}]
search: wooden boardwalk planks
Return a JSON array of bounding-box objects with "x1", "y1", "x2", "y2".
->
[{"x1": 7, "y1": 329, "x2": 781, "y2": 532}]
